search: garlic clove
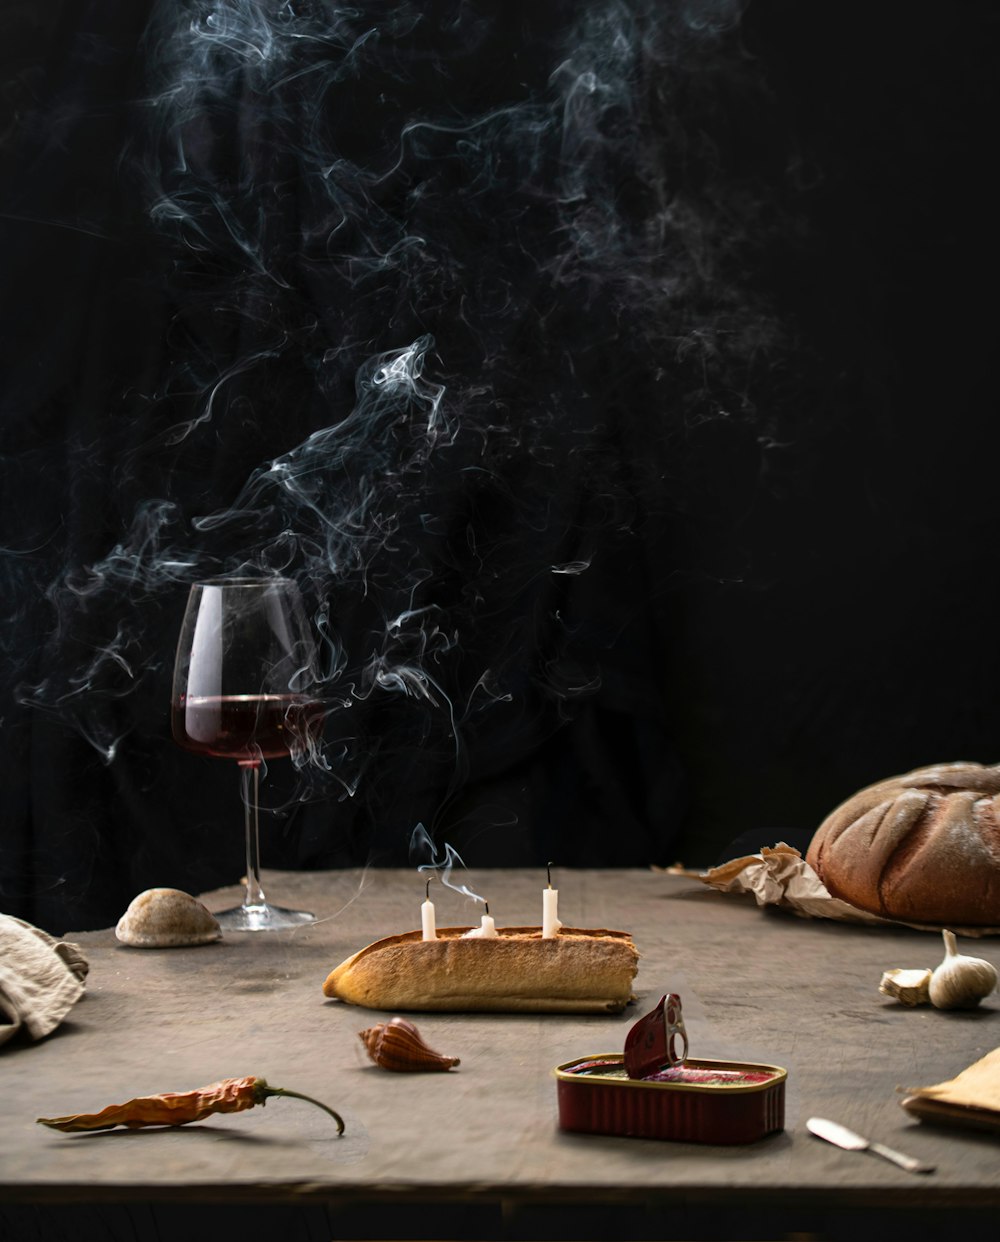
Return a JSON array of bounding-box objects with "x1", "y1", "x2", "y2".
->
[
  {"x1": 928, "y1": 929, "x2": 998, "y2": 1010},
  {"x1": 879, "y1": 968, "x2": 932, "y2": 1006},
  {"x1": 359, "y1": 1017, "x2": 460, "y2": 1072}
]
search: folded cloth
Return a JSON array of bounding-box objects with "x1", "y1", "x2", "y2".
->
[
  {"x1": 901, "y1": 1047, "x2": 1000, "y2": 1133},
  {"x1": 0, "y1": 914, "x2": 89, "y2": 1046}
]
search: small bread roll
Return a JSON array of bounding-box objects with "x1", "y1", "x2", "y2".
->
[
  {"x1": 806, "y1": 762, "x2": 1000, "y2": 925},
  {"x1": 322, "y1": 926, "x2": 640, "y2": 1013}
]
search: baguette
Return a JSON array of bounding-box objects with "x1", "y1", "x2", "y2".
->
[{"x1": 322, "y1": 926, "x2": 639, "y2": 1013}]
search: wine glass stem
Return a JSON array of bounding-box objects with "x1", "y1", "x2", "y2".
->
[{"x1": 239, "y1": 761, "x2": 266, "y2": 910}]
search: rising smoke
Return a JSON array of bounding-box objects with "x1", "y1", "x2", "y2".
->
[{"x1": 2, "y1": 1, "x2": 794, "y2": 916}]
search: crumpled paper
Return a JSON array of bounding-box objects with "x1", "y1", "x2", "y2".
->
[
  {"x1": 697, "y1": 843, "x2": 891, "y2": 925},
  {"x1": 693, "y1": 844, "x2": 999, "y2": 935},
  {"x1": 0, "y1": 914, "x2": 89, "y2": 1046}
]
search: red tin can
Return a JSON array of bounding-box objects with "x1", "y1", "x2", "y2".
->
[{"x1": 554, "y1": 1054, "x2": 786, "y2": 1145}]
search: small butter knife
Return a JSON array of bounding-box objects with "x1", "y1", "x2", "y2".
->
[{"x1": 806, "y1": 1116, "x2": 935, "y2": 1175}]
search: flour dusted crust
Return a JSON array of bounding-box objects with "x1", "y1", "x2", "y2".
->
[
  {"x1": 806, "y1": 762, "x2": 1000, "y2": 926},
  {"x1": 322, "y1": 926, "x2": 639, "y2": 1013}
]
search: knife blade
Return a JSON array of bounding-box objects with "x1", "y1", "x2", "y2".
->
[{"x1": 806, "y1": 1116, "x2": 935, "y2": 1175}]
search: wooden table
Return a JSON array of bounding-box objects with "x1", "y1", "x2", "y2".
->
[{"x1": 3, "y1": 869, "x2": 1000, "y2": 1241}]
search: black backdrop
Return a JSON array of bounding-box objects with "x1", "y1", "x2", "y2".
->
[{"x1": 1, "y1": 1, "x2": 998, "y2": 934}]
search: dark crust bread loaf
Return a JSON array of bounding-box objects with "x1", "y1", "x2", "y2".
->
[
  {"x1": 322, "y1": 926, "x2": 639, "y2": 1013},
  {"x1": 806, "y1": 762, "x2": 1000, "y2": 926}
]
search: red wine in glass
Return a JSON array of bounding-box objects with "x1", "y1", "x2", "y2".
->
[
  {"x1": 171, "y1": 694, "x2": 324, "y2": 763},
  {"x1": 171, "y1": 578, "x2": 322, "y2": 931}
]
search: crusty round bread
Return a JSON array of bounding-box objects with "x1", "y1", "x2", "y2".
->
[
  {"x1": 322, "y1": 926, "x2": 639, "y2": 1013},
  {"x1": 806, "y1": 761, "x2": 1000, "y2": 926}
]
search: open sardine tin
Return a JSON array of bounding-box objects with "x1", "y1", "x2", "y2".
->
[{"x1": 554, "y1": 994, "x2": 786, "y2": 1145}]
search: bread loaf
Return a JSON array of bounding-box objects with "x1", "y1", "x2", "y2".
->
[
  {"x1": 322, "y1": 926, "x2": 639, "y2": 1013},
  {"x1": 806, "y1": 762, "x2": 1000, "y2": 926}
]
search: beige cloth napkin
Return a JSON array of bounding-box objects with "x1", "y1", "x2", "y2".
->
[{"x1": 0, "y1": 914, "x2": 89, "y2": 1045}]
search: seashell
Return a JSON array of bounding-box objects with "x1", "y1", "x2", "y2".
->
[
  {"x1": 359, "y1": 1017, "x2": 460, "y2": 1072},
  {"x1": 878, "y1": 968, "x2": 932, "y2": 1006},
  {"x1": 115, "y1": 888, "x2": 222, "y2": 948}
]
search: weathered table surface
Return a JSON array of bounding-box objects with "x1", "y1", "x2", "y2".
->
[{"x1": 3, "y1": 868, "x2": 1000, "y2": 1239}]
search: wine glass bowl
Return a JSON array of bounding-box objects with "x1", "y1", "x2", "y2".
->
[
  {"x1": 171, "y1": 694, "x2": 324, "y2": 764},
  {"x1": 171, "y1": 577, "x2": 322, "y2": 930}
]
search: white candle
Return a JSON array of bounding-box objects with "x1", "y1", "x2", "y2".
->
[
  {"x1": 542, "y1": 885, "x2": 561, "y2": 938},
  {"x1": 462, "y1": 905, "x2": 499, "y2": 938},
  {"x1": 542, "y1": 862, "x2": 562, "y2": 938},
  {"x1": 421, "y1": 893, "x2": 437, "y2": 941}
]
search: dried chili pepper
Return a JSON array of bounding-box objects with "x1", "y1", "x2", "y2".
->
[{"x1": 37, "y1": 1076, "x2": 344, "y2": 1134}]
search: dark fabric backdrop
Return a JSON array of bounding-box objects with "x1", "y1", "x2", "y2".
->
[{"x1": 1, "y1": 1, "x2": 997, "y2": 933}]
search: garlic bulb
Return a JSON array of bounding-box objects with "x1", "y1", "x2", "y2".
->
[{"x1": 928, "y1": 929, "x2": 998, "y2": 1010}]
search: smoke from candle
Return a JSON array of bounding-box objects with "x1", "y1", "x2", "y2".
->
[
  {"x1": 409, "y1": 822, "x2": 485, "y2": 906},
  {"x1": 2, "y1": 1, "x2": 796, "y2": 914}
]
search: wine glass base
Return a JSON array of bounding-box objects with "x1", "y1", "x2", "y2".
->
[{"x1": 215, "y1": 903, "x2": 316, "y2": 932}]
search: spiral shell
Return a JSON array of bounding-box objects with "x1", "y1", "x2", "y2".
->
[
  {"x1": 115, "y1": 888, "x2": 222, "y2": 948},
  {"x1": 359, "y1": 1017, "x2": 460, "y2": 1072}
]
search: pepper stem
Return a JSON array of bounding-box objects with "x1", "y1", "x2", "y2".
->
[{"x1": 260, "y1": 1085, "x2": 345, "y2": 1134}]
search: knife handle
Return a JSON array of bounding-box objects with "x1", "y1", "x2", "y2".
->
[{"x1": 869, "y1": 1140, "x2": 935, "y2": 1175}]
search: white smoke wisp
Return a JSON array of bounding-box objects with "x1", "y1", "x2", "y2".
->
[
  {"x1": 8, "y1": 0, "x2": 793, "y2": 863},
  {"x1": 409, "y1": 821, "x2": 485, "y2": 905}
]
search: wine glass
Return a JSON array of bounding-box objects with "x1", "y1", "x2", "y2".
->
[{"x1": 171, "y1": 577, "x2": 322, "y2": 930}]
